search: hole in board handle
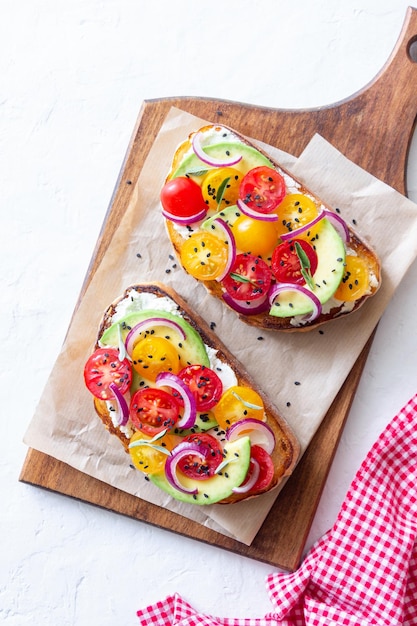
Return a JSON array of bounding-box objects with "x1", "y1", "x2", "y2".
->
[{"x1": 407, "y1": 36, "x2": 417, "y2": 62}]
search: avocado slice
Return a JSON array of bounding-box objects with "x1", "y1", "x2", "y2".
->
[
  {"x1": 201, "y1": 204, "x2": 242, "y2": 231},
  {"x1": 149, "y1": 436, "x2": 251, "y2": 505},
  {"x1": 99, "y1": 309, "x2": 210, "y2": 368},
  {"x1": 269, "y1": 219, "x2": 346, "y2": 318},
  {"x1": 174, "y1": 411, "x2": 218, "y2": 436},
  {"x1": 172, "y1": 142, "x2": 273, "y2": 181}
]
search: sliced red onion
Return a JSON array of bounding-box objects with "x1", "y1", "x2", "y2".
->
[
  {"x1": 226, "y1": 419, "x2": 275, "y2": 454},
  {"x1": 155, "y1": 372, "x2": 197, "y2": 429},
  {"x1": 232, "y1": 458, "x2": 260, "y2": 494},
  {"x1": 125, "y1": 317, "x2": 186, "y2": 356},
  {"x1": 165, "y1": 442, "x2": 206, "y2": 494},
  {"x1": 280, "y1": 208, "x2": 350, "y2": 243},
  {"x1": 323, "y1": 209, "x2": 350, "y2": 243},
  {"x1": 222, "y1": 291, "x2": 270, "y2": 316},
  {"x1": 236, "y1": 198, "x2": 278, "y2": 222},
  {"x1": 268, "y1": 282, "x2": 322, "y2": 322},
  {"x1": 207, "y1": 218, "x2": 236, "y2": 282},
  {"x1": 192, "y1": 131, "x2": 242, "y2": 167},
  {"x1": 280, "y1": 210, "x2": 324, "y2": 241},
  {"x1": 109, "y1": 383, "x2": 129, "y2": 426},
  {"x1": 162, "y1": 206, "x2": 207, "y2": 225}
]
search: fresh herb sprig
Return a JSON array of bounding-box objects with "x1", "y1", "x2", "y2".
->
[
  {"x1": 216, "y1": 176, "x2": 231, "y2": 208},
  {"x1": 294, "y1": 241, "x2": 315, "y2": 290}
]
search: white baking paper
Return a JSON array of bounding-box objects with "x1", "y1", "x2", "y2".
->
[{"x1": 23, "y1": 107, "x2": 417, "y2": 545}]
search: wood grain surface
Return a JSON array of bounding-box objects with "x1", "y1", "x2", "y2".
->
[{"x1": 20, "y1": 7, "x2": 417, "y2": 571}]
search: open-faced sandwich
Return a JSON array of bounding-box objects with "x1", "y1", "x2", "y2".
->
[
  {"x1": 83, "y1": 283, "x2": 299, "y2": 505},
  {"x1": 160, "y1": 124, "x2": 381, "y2": 331}
]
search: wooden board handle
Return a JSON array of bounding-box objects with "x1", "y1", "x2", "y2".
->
[
  {"x1": 237, "y1": 5, "x2": 417, "y2": 195},
  {"x1": 319, "y1": 5, "x2": 417, "y2": 194}
]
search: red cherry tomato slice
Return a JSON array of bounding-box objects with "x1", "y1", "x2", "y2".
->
[
  {"x1": 239, "y1": 166, "x2": 286, "y2": 214},
  {"x1": 84, "y1": 348, "x2": 132, "y2": 400},
  {"x1": 242, "y1": 445, "x2": 275, "y2": 494},
  {"x1": 160, "y1": 176, "x2": 208, "y2": 219},
  {"x1": 177, "y1": 433, "x2": 223, "y2": 480},
  {"x1": 130, "y1": 388, "x2": 181, "y2": 436},
  {"x1": 222, "y1": 253, "x2": 271, "y2": 301},
  {"x1": 174, "y1": 365, "x2": 223, "y2": 411},
  {"x1": 271, "y1": 239, "x2": 318, "y2": 285}
]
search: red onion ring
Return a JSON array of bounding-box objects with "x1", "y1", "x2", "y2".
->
[
  {"x1": 155, "y1": 372, "x2": 197, "y2": 429},
  {"x1": 268, "y1": 283, "x2": 322, "y2": 322},
  {"x1": 109, "y1": 383, "x2": 129, "y2": 426},
  {"x1": 192, "y1": 131, "x2": 242, "y2": 167},
  {"x1": 226, "y1": 418, "x2": 275, "y2": 454},
  {"x1": 280, "y1": 209, "x2": 350, "y2": 243},
  {"x1": 162, "y1": 206, "x2": 207, "y2": 225},
  {"x1": 222, "y1": 291, "x2": 270, "y2": 316},
  {"x1": 236, "y1": 198, "x2": 278, "y2": 222},
  {"x1": 165, "y1": 442, "x2": 206, "y2": 494},
  {"x1": 204, "y1": 217, "x2": 236, "y2": 282},
  {"x1": 279, "y1": 210, "x2": 323, "y2": 241},
  {"x1": 125, "y1": 317, "x2": 186, "y2": 356},
  {"x1": 232, "y1": 458, "x2": 260, "y2": 494},
  {"x1": 323, "y1": 209, "x2": 351, "y2": 243}
]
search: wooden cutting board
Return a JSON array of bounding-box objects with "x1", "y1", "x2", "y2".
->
[{"x1": 19, "y1": 7, "x2": 417, "y2": 571}]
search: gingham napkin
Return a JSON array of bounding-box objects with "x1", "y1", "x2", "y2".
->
[{"x1": 136, "y1": 394, "x2": 417, "y2": 625}]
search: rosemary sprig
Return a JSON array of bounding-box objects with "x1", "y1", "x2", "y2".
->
[
  {"x1": 294, "y1": 241, "x2": 315, "y2": 290},
  {"x1": 216, "y1": 176, "x2": 231, "y2": 208},
  {"x1": 229, "y1": 272, "x2": 257, "y2": 286}
]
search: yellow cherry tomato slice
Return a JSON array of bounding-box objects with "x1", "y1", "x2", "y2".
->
[
  {"x1": 131, "y1": 336, "x2": 180, "y2": 382},
  {"x1": 275, "y1": 193, "x2": 319, "y2": 238},
  {"x1": 231, "y1": 214, "x2": 279, "y2": 256},
  {"x1": 201, "y1": 167, "x2": 243, "y2": 211},
  {"x1": 129, "y1": 430, "x2": 175, "y2": 475},
  {"x1": 180, "y1": 231, "x2": 229, "y2": 280},
  {"x1": 213, "y1": 385, "x2": 265, "y2": 430},
  {"x1": 333, "y1": 255, "x2": 370, "y2": 302}
]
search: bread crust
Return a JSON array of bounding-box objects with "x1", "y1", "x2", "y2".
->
[
  {"x1": 164, "y1": 125, "x2": 381, "y2": 332},
  {"x1": 92, "y1": 282, "x2": 300, "y2": 505}
]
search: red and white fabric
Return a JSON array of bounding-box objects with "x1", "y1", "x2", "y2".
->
[{"x1": 136, "y1": 393, "x2": 417, "y2": 625}]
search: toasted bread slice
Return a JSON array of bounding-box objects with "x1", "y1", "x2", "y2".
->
[
  {"x1": 162, "y1": 125, "x2": 381, "y2": 331},
  {"x1": 85, "y1": 282, "x2": 300, "y2": 505}
]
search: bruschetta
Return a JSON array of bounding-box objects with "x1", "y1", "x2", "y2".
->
[
  {"x1": 83, "y1": 283, "x2": 300, "y2": 505},
  {"x1": 160, "y1": 124, "x2": 381, "y2": 331}
]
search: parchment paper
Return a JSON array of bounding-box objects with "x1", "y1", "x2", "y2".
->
[{"x1": 24, "y1": 107, "x2": 417, "y2": 545}]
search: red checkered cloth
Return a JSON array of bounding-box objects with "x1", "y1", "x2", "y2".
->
[{"x1": 136, "y1": 394, "x2": 417, "y2": 625}]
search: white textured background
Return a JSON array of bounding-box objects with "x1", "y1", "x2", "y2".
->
[{"x1": 3, "y1": 1, "x2": 417, "y2": 623}]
